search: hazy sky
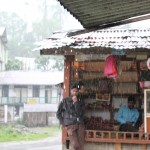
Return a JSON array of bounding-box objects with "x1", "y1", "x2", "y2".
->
[
  {"x1": 0, "y1": 0, "x2": 83, "y2": 30},
  {"x1": 0, "y1": 0, "x2": 38, "y2": 20},
  {"x1": 0, "y1": 0, "x2": 150, "y2": 30}
]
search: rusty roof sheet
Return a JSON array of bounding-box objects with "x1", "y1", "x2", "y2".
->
[
  {"x1": 34, "y1": 28, "x2": 150, "y2": 55},
  {"x1": 57, "y1": 0, "x2": 150, "y2": 29}
]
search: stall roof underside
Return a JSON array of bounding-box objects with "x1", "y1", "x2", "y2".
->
[
  {"x1": 34, "y1": 28, "x2": 150, "y2": 55},
  {"x1": 58, "y1": 0, "x2": 150, "y2": 29}
]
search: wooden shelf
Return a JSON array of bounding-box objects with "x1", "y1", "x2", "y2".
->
[
  {"x1": 85, "y1": 108, "x2": 110, "y2": 111},
  {"x1": 112, "y1": 93, "x2": 143, "y2": 97},
  {"x1": 114, "y1": 81, "x2": 138, "y2": 83},
  {"x1": 95, "y1": 99, "x2": 110, "y2": 102}
]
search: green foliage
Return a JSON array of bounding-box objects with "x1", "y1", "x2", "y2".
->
[
  {"x1": 34, "y1": 56, "x2": 51, "y2": 71},
  {"x1": 32, "y1": 1, "x2": 64, "y2": 40},
  {"x1": 43, "y1": 126, "x2": 60, "y2": 131},
  {"x1": 0, "y1": 1, "x2": 69, "y2": 58},
  {"x1": 15, "y1": 118, "x2": 26, "y2": 125},
  {"x1": 0, "y1": 12, "x2": 29, "y2": 57},
  {"x1": 0, "y1": 125, "x2": 19, "y2": 142},
  {"x1": 34, "y1": 56, "x2": 64, "y2": 71},
  {"x1": 32, "y1": 18, "x2": 62, "y2": 41},
  {"x1": 52, "y1": 58, "x2": 64, "y2": 71},
  {"x1": 5, "y1": 59, "x2": 23, "y2": 70},
  {"x1": 0, "y1": 125, "x2": 60, "y2": 142}
]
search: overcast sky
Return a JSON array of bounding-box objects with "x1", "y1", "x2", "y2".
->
[
  {"x1": 0, "y1": 0, "x2": 83, "y2": 30},
  {"x1": 0, "y1": 0, "x2": 150, "y2": 30},
  {"x1": 0, "y1": 0, "x2": 38, "y2": 20}
]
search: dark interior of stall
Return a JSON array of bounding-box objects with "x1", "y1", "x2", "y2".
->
[{"x1": 67, "y1": 54, "x2": 150, "y2": 143}]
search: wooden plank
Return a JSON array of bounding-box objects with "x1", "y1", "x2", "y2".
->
[
  {"x1": 115, "y1": 143, "x2": 121, "y2": 150},
  {"x1": 142, "y1": 144, "x2": 146, "y2": 150},
  {"x1": 63, "y1": 55, "x2": 74, "y2": 98},
  {"x1": 146, "y1": 118, "x2": 150, "y2": 133}
]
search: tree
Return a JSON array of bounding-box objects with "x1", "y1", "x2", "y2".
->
[
  {"x1": 34, "y1": 56, "x2": 51, "y2": 71},
  {"x1": 5, "y1": 59, "x2": 23, "y2": 70},
  {"x1": 0, "y1": 1, "x2": 71, "y2": 59},
  {"x1": 31, "y1": 0, "x2": 68, "y2": 40},
  {"x1": 34, "y1": 56, "x2": 64, "y2": 71},
  {"x1": 0, "y1": 12, "x2": 29, "y2": 57},
  {"x1": 51, "y1": 57, "x2": 64, "y2": 71}
]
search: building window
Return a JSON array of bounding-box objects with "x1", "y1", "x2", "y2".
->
[
  {"x1": 33, "y1": 85, "x2": 39, "y2": 97},
  {"x1": 2, "y1": 85, "x2": 9, "y2": 97},
  {"x1": 51, "y1": 88, "x2": 58, "y2": 104}
]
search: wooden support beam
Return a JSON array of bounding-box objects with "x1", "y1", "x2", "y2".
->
[
  {"x1": 115, "y1": 143, "x2": 121, "y2": 150},
  {"x1": 62, "y1": 55, "x2": 75, "y2": 144},
  {"x1": 63, "y1": 55, "x2": 75, "y2": 98},
  {"x1": 142, "y1": 144, "x2": 146, "y2": 150}
]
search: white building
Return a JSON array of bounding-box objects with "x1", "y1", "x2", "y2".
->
[
  {"x1": 0, "y1": 71, "x2": 64, "y2": 125},
  {"x1": 0, "y1": 27, "x2": 7, "y2": 71}
]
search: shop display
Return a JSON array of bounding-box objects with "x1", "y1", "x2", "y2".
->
[{"x1": 71, "y1": 59, "x2": 144, "y2": 142}]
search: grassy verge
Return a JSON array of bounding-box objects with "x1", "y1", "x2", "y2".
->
[
  {"x1": 42, "y1": 125, "x2": 60, "y2": 132},
  {"x1": 0, "y1": 125, "x2": 61, "y2": 142}
]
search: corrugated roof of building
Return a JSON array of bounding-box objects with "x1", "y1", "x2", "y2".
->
[
  {"x1": 57, "y1": 0, "x2": 150, "y2": 29},
  {"x1": 0, "y1": 71, "x2": 64, "y2": 85},
  {"x1": 34, "y1": 28, "x2": 150, "y2": 55}
]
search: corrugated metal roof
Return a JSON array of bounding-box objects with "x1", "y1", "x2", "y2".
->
[
  {"x1": 57, "y1": 0, "x2": 150, "y2": 29},
  {"x1": 0, "y1": 71, "x2": 64, "y2": 85},
  {"x1": 34, "y1": 28, "x2": 150, "y2": 55}
]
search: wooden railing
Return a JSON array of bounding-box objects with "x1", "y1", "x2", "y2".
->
[{"x1": 85, "y1": 130, "x2": 150, "y2": 144}]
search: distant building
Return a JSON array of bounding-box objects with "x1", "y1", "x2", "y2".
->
[
  {"x1": 0, "y1": 27, "x2": 7, "y2": 71},
  {"x1": 0, "y1": 71, "x2": 64, "y2": 126}
]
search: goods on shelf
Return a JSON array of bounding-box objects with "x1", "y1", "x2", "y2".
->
[{"x1": 84, "y1": 116, "x2": 114, "y2": 131}]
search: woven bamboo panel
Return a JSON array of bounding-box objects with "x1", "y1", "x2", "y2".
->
[
  {"x1": 115, "y1": 72, "x2": 138, "y2": 82},
  {"x1": 113, "y1": 83, "x2": 137, "y2": 94}
]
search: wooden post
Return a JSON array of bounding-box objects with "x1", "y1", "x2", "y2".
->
[
  {"x1": 62, "y1": 55, "x2": 75, "y2": 144},
  {"x1": 142, "y1": 144, "x2": 146, "y2": 150},
  {"x1": 63, "y1": 55, "x2": 74, "y2": 98},
  {"x1": 115, "y1": 143, "x2": 121, "y2": 150}
]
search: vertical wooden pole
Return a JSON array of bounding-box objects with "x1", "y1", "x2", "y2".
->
[
  {"x1": 142, "y1": 144, "x2": 146, "y2": 150},
  {"x1": 136, "y1": 61, "x2": 141, "y2": 93},
  {"x1": 63, "y1": 55, "x2": 73, "y2": 98},
  {"x1": 115, "y1": 143, "x2": 121, "y2": 150},
  {"x1": 62, "y1": 55, "x2": 75, "y2": 144}
]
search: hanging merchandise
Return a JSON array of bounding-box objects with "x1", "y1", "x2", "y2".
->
[
  {"x1": 147, "y1": 58, "x2": 150, "y2": 69},
  {"x1": 104, "y1": 55, "x2": 118, "y2": 78},
  {"x1": 112, "y1": 49, "x2": 125, "y2": 55}
]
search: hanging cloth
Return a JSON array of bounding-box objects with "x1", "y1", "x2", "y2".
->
[{"x1": 104, "y1": 55, "x2": 118, "y2": 78}]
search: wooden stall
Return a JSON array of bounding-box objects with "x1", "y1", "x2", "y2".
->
[
  {"x1": 36, "y1": 28, "x2": 150, "y2": 150},
  {"x1": 61, "y1": 54, "x2": 150, "y2": 150}
]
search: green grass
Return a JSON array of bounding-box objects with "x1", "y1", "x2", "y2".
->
[
  {"x1": 42, "y1": 125, "x2": 60, "y2": 131},
  {"x1": 0, "y1": 125, "x2": 61, "y2": 142}
]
